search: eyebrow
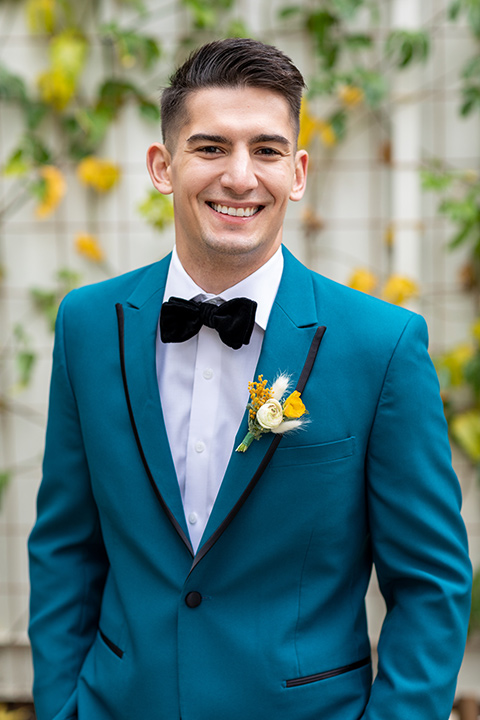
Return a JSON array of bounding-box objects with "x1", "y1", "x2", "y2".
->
[{"x1": 186, "y1": 133, "x2": 292, "y2": 148}]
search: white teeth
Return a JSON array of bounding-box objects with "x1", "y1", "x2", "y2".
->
[{"x1": 211, "y1": 203, "x2": 259, "y2": 217}]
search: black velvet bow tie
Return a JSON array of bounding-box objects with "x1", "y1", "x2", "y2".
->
[{"x1": 160, "y1": 296, "x2": 257, "y2": 350}]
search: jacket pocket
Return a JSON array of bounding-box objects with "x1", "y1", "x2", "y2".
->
[
  {"x1": 285, "y1": 656, "x2": 370, "y2": 688},
  {"x1": 99, "y1": 628, "x2": 124, "y2": 659},
  {"x1": 270, "y1": 436, "x2": 355, "y2": 469}
]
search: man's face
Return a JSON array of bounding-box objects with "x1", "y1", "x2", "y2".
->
[{"x1": 147, "y1": 86, "x2": 308, "y2": 273}]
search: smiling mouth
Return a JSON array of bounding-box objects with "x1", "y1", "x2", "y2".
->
[{"x1": 207, "y1": 202, "x2": 264, "y2": 218}]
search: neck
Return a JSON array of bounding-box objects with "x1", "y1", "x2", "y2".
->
[{"x1": 176, "y1": 245, "x2": 280, "y2": 294}]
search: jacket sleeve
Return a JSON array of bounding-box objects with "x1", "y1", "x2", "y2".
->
[
  {"x1": 363, "y1": 313, "x2": 472, "y2": 720},
  {"x1": 28, "y1": 294, "x2": 109, "y2": 720}
]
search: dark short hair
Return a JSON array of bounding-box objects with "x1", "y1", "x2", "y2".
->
[{"x1": 161, "y1": 38, "x2": 306, "y2": 147}]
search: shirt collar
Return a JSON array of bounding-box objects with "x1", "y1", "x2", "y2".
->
[{"x1": 163, "y1": 246, "x2": 284, "y2": 332}]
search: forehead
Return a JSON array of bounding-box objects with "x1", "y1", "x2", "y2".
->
[{"x1": 179, "y1": 86, "x2": 295, "y2": 141}]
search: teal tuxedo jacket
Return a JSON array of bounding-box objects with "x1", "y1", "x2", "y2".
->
[{"x1": 28, "y1": 247, "x2": 471, "y2": 720}]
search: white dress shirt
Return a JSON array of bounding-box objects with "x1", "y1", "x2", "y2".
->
[{"x1": 156, "y1": 246, "x2": 283, "y2": 552}]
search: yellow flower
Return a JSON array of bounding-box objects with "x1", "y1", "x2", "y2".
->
[
  {"x1": 382, "y1": 275, "x2": 419, "y2": 305},
  {"x1": 348, "y1": 268, "x2": 378, "y2": 295},
  {"x1": 438, "y1": 343, "x2": 475, "y2": 387},
  {"x1": 472, "y1": 318, "x2": 480, "y2": 344},
  {"x1": 451, "y1": 410, "x2": 480, "y2": 463},
  {"x1": 248, "y1": 375, "x2": 273, "y2": 420},
  {"x1": 318, "y1": 122, "x2": 337, "y2": 148},
  {"x1": 26, "y1": 0, "x2": 56, "y2": 33},
  {"x1": 298, "y1": 99, "x2": 319, "y2": 149},
  {"x1": 37, "y1": 67, "x2": 76, "y2": 110},
  {"x1": 338, "y1": 84, "x2": 364, "y2": 107},
  {"x1": 75, "y1": 233, "x2": 105, "y2": 263},
  {"x1": 35, "y1": 165, "x2": 66, "y2": 218},
  {"x1": 77, "y1": 157, "x2": 121, "y2": 193},
  {"x1": 283, "y1": 391, "x2": 306, "y2": 419}
]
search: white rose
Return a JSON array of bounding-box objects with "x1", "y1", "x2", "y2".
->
[{"x1": 256, "y1": 399, "x2": 283, "y2": 429}]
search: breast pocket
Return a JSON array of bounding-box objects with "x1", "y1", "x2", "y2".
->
[{"x1": 269, "y1": 436, "x2": 355, "y2": 469}]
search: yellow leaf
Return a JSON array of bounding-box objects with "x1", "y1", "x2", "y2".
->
[
  {"x1": 77, "y1": 157, "x2": 121, "y2": 193},
  {"x1": 37, "y1": 67, "x2": 76, "y2": 110},
  {"x1": 318, "y1": 122, "x2": 337, "y2": 148},
  {"x1": 382, "y1": 275, "x2": 419, "y2": 305},
  {"x1": 298, "y1": 99, "x2": 319, "y2": 149},
  {"x1": 35, "y1": 165, "x2": 66, "y2": 218},
  {"x1": 75, "y1": 233, "x2": 105, "y2": 263},
  {"x1": 50, "y1": 31, "x2": 88, "y2": 78},
  {"x1": 26, "y1": 0, "x2": 56, "y2": 33},
  {"x1": 348, "y1": 268, "x2": 378, "y2": 295},
  {"x1": 451, "y1": 411, "x2": 480, "y2": 463},
  {"x1": 437, "y1": 343, "x2": 475, "y2": 387},
  {"x1": 338, "y1": 84, "x2": 364, "y2": 107}
]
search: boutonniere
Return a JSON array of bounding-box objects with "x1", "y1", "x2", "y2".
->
[{"x1": 236, "y1": 374, "x2": 308, "y2": 453}]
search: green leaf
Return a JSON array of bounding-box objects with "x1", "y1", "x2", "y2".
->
[
  {"x1": 330, "y1": 0, "x2": 364, "y2": 19},
  {"x1": 181, "y1": 0, "x2": 217, "y2": 29},
  {"x1": 306, "y1": 11, "x2": 340, "y2": 69},
  {"x1": 100, "y1": 23, "x2": 161, "y2": 70},
  {"x1": 278, "y1": 6, "x2": 303, "y2": 19},
  {"x1": 226, "y1": 18, "x2": 249, "y2": 37},
  {"x1": 355, "y1": 69, "x2": 387, "y2": 107},
  {"x1": 461, "y1": 84, "x2": 480, "y2": 115},
  {"x1": 3, "y1": 149, "x2": 29, "y2": 177},
  {"x1": 16, "y1": 350, "x2": 37, "y2": 387},
  {"x1": 448, "y1": 220, "x2": 476, "y2": 249},
  {"x1": 98, "y1": 79, "x2": 138, "y2": 114},
  {"x1": 0, "y1": 65, "x2": 27, "y2": 103},
  {"x1": 449, "y1": 0, "x2": 462, "y2": 20},
  {"x1": 420, "y1": 167, "x2": 455, "y2": 192},
  {"x1": 3, "y1": 134, "x2": 52, "y2": 176},
  {"x1": 0, "y1": 471, "x2": 10, "y2": 507},
  {"x1": 138, "y1": 101, "x2": 161, "y2": 123},
  {"x1": 344, "y1": 34, "x2": 373, "y2": 50},
  {"x1": 24, "y1": 100, "x2": 49, "y2": 131},
  {"x1": 138, "y1": 190, "x2": 174, "y2": 230},
  {"x1": 462, "y1": 54, "x2": 480, "y2": 79},
  {"x1": 329, "y1": 109, "x2": 347, "y2": 141},
  {"x1": 386, "y1": 30, "x2": 430, "y2": 69}
]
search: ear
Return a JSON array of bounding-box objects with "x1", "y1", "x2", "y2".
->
[
  {"x1": 289, "y1": 150, "x2": 308, "y2": 202},
  {"x1": 146, "y1": 143, "x2": 173, "y2": 195}
]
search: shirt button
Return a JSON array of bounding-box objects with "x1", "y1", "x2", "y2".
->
[
  {"x1": 195, "y1": 441, "x2": 205, "y2": 453},
  {"x1": 188, "y1": 512, "x2": 198, "y2": 525},
  {"x1": 203, "y1": 368, "x2": 214, "y2": 380}
]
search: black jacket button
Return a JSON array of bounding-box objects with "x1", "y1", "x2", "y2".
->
[{"x1": 185, "y1": 591, "x2": 202, "y2": 608}]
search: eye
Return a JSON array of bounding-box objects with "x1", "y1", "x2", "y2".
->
[
  {"x1": 197, "y1": 146, "x2": 224, "y2": 155},
  {"x1": 255, "y1": 147, "x2": 282, "y2": 157}
]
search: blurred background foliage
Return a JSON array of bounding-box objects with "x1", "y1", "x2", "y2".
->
[{"x1": 0, "y1": 0, "x2": 480, "y2": 632}]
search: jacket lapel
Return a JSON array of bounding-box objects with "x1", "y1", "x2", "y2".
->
[
  {"x1": 116, "y1": 255, "x2": 193, "y2": 555},
  {"x1": 196, "y1": 248, "x2": 324, "y2": 563}
]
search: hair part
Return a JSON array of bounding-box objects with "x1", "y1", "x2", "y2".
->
[{"x1": 161, "y1": 38, "x2": 306, "y2": 148}]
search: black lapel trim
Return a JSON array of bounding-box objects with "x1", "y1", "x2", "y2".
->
[
  {"x1": 116, "y1": 303, "x2": 194, "y2": 557},
  {"x1": 189, "y1": 324, "x2": 327, "y2": 574}
]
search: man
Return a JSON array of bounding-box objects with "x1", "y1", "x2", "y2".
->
[{"x1": 28, "y1": 38, "x2": 471, "y2": 720}]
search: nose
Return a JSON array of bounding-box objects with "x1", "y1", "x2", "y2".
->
[{"x1": 220, "y1": 148, "x2": 258, "y2": 195}]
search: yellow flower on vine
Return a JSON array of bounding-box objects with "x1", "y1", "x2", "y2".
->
[
  {"x1": 77, "y1": 157, "x2": 121, "y2": 193},
  {"x1": 35, "y1": 165, "x2": 66, "y2": 218},
  {"x1": 75, "y1": 233, "x2": 105, "y2": 263},
  {"x1": 382, "y1": 275, "x2": 419, "y2": 305},
  {"x1": 338, "y1": 84, "x2": 364, "y2": 107},
  {"x1": 348, "y1": 268, "x2": 378, "y2": 295},
  {"x1": 37, "y1": 68, "x2": 76, "y2": 111}
]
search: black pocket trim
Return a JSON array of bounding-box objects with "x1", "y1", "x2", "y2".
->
[
  {"x1": 99, "y1": 629, "x2": 124, "y2": 659},
  {"x1": 286, "y1": 655, "x2": 370, "y2": 688}
]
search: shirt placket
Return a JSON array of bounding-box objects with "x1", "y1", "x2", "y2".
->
[{"x1": 183, "y1": 325, "x2": 222, "y2": 551}]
